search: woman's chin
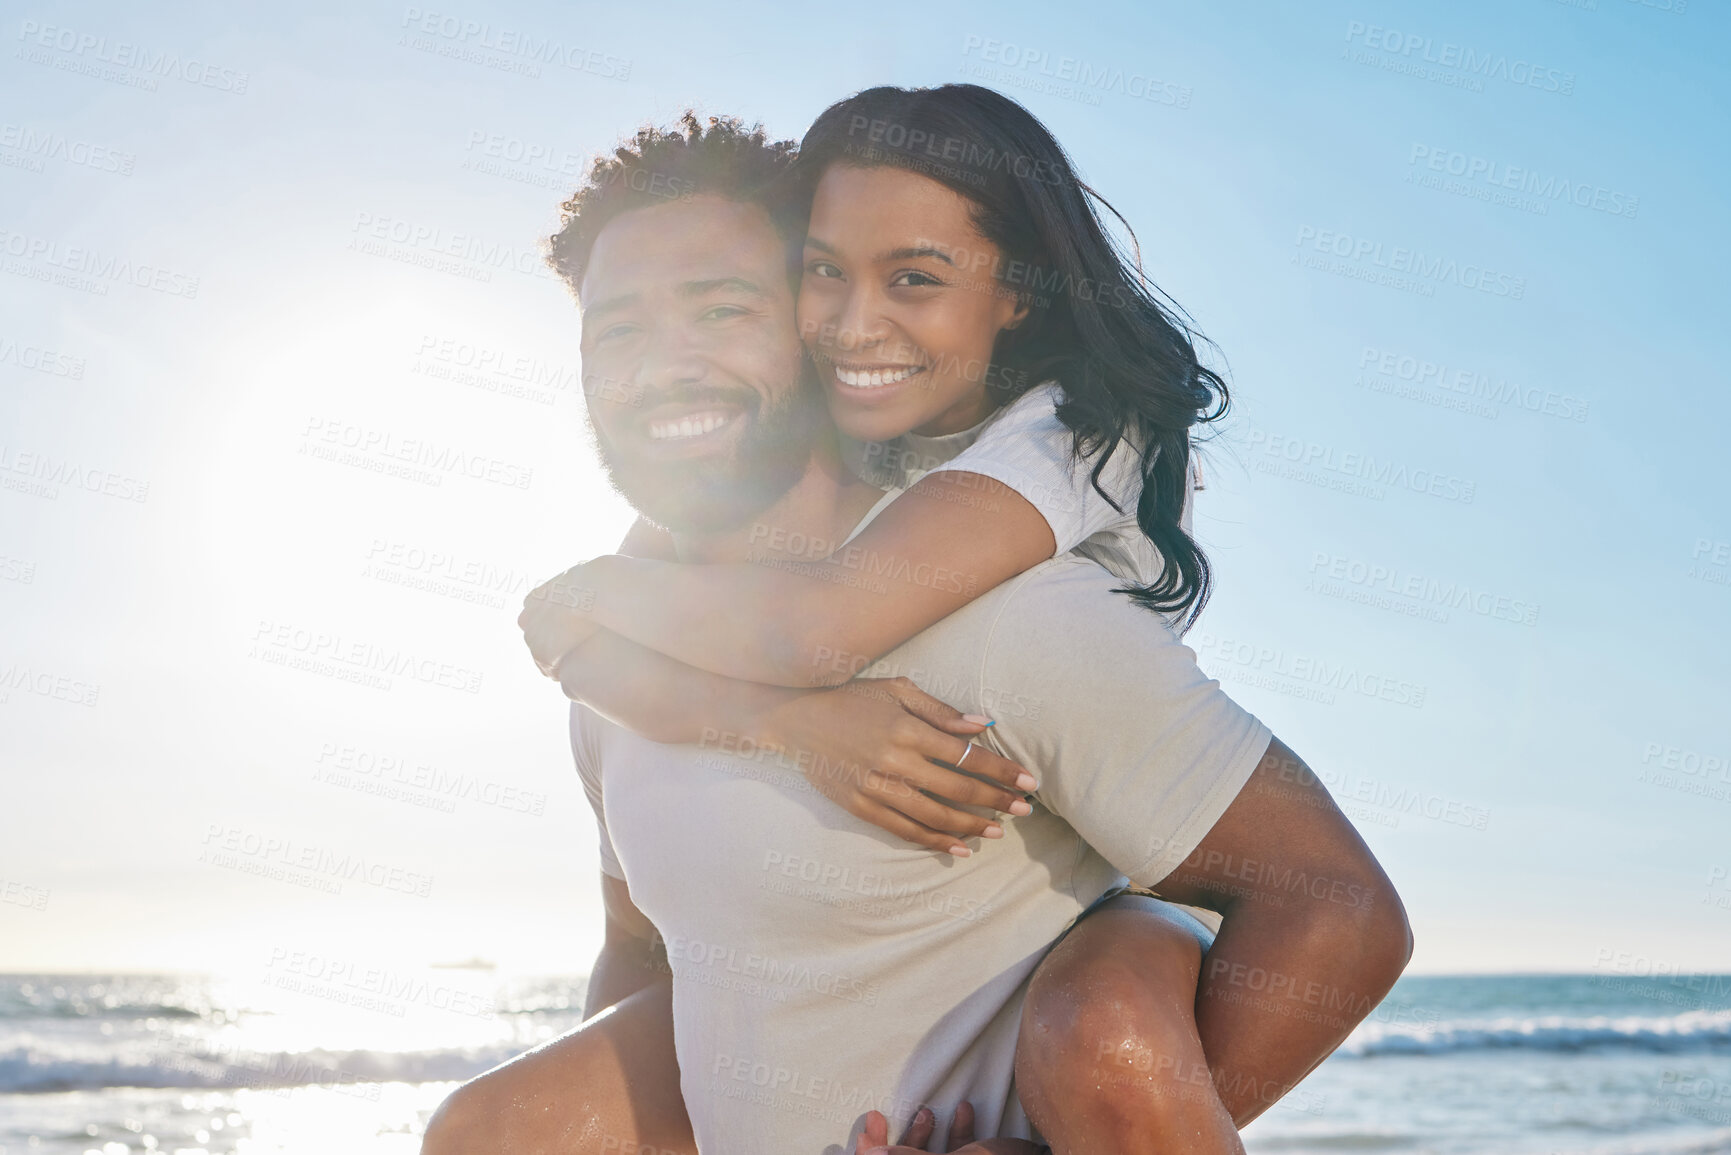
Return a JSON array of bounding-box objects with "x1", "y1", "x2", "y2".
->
[{"x1": 829, "y1": 403, "x2": 917, "y2": 446}]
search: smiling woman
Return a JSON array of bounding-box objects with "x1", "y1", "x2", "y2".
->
[{"x1": 800, "y1": 163, "x2": 1030, "y2": 442}]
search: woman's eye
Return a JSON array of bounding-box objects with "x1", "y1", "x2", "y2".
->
[
  {"x1": 891, "y1": 270, "x2": 943, "y2": 289},
  {"x1": 806, "y1": 260, "x2": 843, "y2": 279}
]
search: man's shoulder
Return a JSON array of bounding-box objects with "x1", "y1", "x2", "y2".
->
[
  {"x1": 877, "y1": 554, "x2": 1177, "y2": 685},
  {"x1": 966, "y1": 554, "x2": 1188, "y2": 675},
  {"x1": 998, "y1": 553, "x2": 1171, "y2": 622}
]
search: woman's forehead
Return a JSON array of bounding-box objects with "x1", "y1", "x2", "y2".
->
[{"x1": 807, "y1": 165, "x2": 985, "y2": 250}]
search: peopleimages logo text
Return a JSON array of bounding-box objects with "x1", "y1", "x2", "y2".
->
[
  {"x1": 398, "y1": 9, "x2": 630, "y2": 80},
  {"x1": 1343, "y1": 21, "x2": 1575, "y2": 94},
  {"x1": 15, "y1": 19, "x2": 251, "y2": 92},
  {"x1": 1294, "y1": 227, "x2": 1525, "y2": 299},
  {"x1": 1408, "y1": 145, "x2": 1638, "y2": 219},
  {"x1": 0, "y1": 228, "x2": 200, "y2": 298},
  {"x1": 960, "y1": 35, "x2": 1192, "y2": 108}
]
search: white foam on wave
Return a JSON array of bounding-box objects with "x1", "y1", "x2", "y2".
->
[
  {"x1": 0, "y1": 1039, "x2": 520, "y2": 1093},
  {"x1": 1342, "y1": 1007, "x2": 1731, "y2": 1057},
  {"x1": 1561, "y1": 1126, "x2": 1731, "y2": 1155}
]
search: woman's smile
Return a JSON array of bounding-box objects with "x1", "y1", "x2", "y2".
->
[{"x1": 829, "y1": 361, "x2": 926, "y2": 389}]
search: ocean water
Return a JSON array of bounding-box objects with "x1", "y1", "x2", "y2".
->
[{"x1": 3, "y1": 972, "x2": 1730, "y2": 1154}]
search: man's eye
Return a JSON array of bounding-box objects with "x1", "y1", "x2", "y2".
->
[
  {"x1": 700, "y1": 305, "x2": 749, "y2": 321},
  {"x1": 595, "y1": 324, "x2": 637, "y2": 343},
  {"x1": 891, "y1": 270, "x2": 943, "y2": 289},
  {"x1": 806, "y1": 260, "x2": 844, "y2": 280}
]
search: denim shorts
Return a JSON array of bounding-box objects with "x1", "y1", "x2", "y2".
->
[
  {"x1": 1052, "y1": 884, "x2": 1221, "y2": 948},
  {"x1": 1054, "y1": 883, "x2": 1165, "y2": 943}
]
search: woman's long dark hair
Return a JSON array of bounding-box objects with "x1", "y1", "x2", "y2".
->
[{"x1": 793, "y1": 84, "x2": 1229, "y2": 630}]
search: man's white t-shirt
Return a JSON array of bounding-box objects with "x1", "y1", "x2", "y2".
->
[{"x1": 573, "y1": 541, "x2": 1270, "y2": 1153}]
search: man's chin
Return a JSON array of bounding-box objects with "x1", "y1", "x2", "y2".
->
[
  {"x1": 593, "y1": 376, "x2": 827, "y2": 536},
  {"x1": 604, "y1": 456, "x2": 797, "y2": 536}
]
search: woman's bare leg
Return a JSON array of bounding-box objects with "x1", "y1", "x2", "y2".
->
[
  {"x1": 1016, "y1": 897, "x2": 1243, "y2": 1155},
  {"x1": 421, "y1": 976, "x2": 694, "y2": 1155},
  {"x1": 1017, "y1": 739, "x2": 1414, "y2": 1151}
]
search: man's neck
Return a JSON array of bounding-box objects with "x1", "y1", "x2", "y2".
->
[{"x1": 671, "y1": 432, "x2": 886, "y2": 565}]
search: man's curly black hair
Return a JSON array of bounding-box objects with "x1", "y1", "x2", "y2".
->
[{"x1": 546, "y1": 112, "x2": 799, "y2": 293}]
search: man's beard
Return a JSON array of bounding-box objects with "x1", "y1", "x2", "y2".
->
[{"x1": 591, "y1": 371, "x2": 827, "y2": 535}]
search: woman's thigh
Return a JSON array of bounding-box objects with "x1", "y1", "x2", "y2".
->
[
  {"x1": 422, "y1": 977, "x2": 694, "y2": 1155},
  {"x1": 1015, "y1": 894, "x2": 1239, "y2": 1153}
]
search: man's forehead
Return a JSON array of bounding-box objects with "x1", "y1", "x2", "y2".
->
[{"x1": 581, "y1": 197, "x2": 786, "y2": 301}]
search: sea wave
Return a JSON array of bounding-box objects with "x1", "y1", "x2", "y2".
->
[
  {"x1": 0, "y1": 1041, "x2": 514, "y2": 1093},
  {"x1": 1343, "y1": 1008, "x2": 1731, "y2": 1057}
]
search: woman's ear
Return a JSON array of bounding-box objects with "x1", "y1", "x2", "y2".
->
[{"x1": 1000, "y1": 296, "x2": 1031, "y2": 333}]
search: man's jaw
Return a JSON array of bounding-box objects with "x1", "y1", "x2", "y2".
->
[{"x1": 592, "y1": 379, "x2": 827, "y2": 541}]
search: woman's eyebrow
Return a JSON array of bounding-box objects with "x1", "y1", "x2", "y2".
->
[
  {"x1": 802, "y1": 237, "x2": 956, "y2": 266},
  {"x1": 882, "y1": 245, "x2": 956, "y2": 265}
]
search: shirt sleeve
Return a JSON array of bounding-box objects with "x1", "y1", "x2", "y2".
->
[
  {"x1": 924, "y1": 382, "x2": 1144, "y2": 554},
  {"x1": 569, "y1": 702, "x2": 625, "y2": 881},
  {"x1": 972, "y1": 557, "x2": 1273, "y2": 887}
]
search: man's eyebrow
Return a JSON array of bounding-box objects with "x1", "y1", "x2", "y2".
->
[
  {"x1": 581, "y1": 292, "x2": 637, "y2": 323},
  {"x1": 681, "y1": 276, "x2": 768, "y2": 298}
]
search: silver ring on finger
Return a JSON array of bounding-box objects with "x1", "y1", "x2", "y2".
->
[{"x1": 956, "y1": 741, "x2": 977, "y2": 769}]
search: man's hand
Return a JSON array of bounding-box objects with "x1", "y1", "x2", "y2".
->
[
  {"x1": 520, "y1": 561, "x2": 605, "y2": 678},
  {"x1": 856, "y1": 1104, "x2": 1046, "y2": 1155}
]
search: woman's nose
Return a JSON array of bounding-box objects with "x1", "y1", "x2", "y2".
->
[{"x1": 830, "y1": 286, "x2": 891, "y2": 354}]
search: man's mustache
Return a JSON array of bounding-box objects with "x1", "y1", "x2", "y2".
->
[{"x1": 632, "y1": 384, "x2": 761, "y2": 415}]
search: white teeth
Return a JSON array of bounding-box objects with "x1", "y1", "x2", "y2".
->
[
  {"x1": 835, "y1": 365, "x2": 921, "y2": 389},
  {"x1": 647, "y1": 411, "x2": 731, "y2": 440}
]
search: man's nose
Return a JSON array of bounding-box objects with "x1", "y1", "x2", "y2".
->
[{"x1": 634, "y1": 326, "x2": 708, "y2": 392}]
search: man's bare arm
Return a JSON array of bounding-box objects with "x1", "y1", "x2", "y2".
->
[
  {"x1": 586, "y1": 873, "x2": 666, "y2": 1019},
  {"x1": 1151, "y1": 737, "x2": 1414, "y2": 1124}
]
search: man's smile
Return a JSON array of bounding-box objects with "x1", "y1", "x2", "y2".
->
[{"x1": 633, "y1": 399, "x2": 748, "y2": 456}]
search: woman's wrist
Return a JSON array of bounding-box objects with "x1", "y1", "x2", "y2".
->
[{"x1": 733, "y1": 684, "x2": 811, "y2": 755}]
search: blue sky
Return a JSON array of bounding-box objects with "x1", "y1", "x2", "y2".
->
[{"x1": 0, "y1": 0, "x2": 1726, "y2": 975}]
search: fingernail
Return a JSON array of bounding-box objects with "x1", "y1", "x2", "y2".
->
[
  {"x1": 868, "y1": 1148, "x2": 890, "y2": 1155},
  {"x1": 917, "y1": 1106, "x2": 934, "y2": 1123},
  {"x1": 1010, "y1": 799, "x2": 1033, "y2": 817},
  {"x1": 947, "y1": 844, "x2": 972, "y2": 858},
  {"x1": 1015, "y1": 772, "x2": 1038, "y2": 791},
  {"x1": 962, "y1": 714, "x2": 991, "y2": 725},
  {"x1": 983, "y1": 823, "x2": 1004, "y2": 839}
]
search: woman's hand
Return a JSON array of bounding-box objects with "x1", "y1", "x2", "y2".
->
[
  {"x1": 856, "y1": 1103, "x2": 1046, "y2": 1154},
  {"x1": 519, "y1": 561, "x2": 604, "y2": 678},
  {"x1": 755, "y1": 677, "x2": 1039, "y2": 857}
]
